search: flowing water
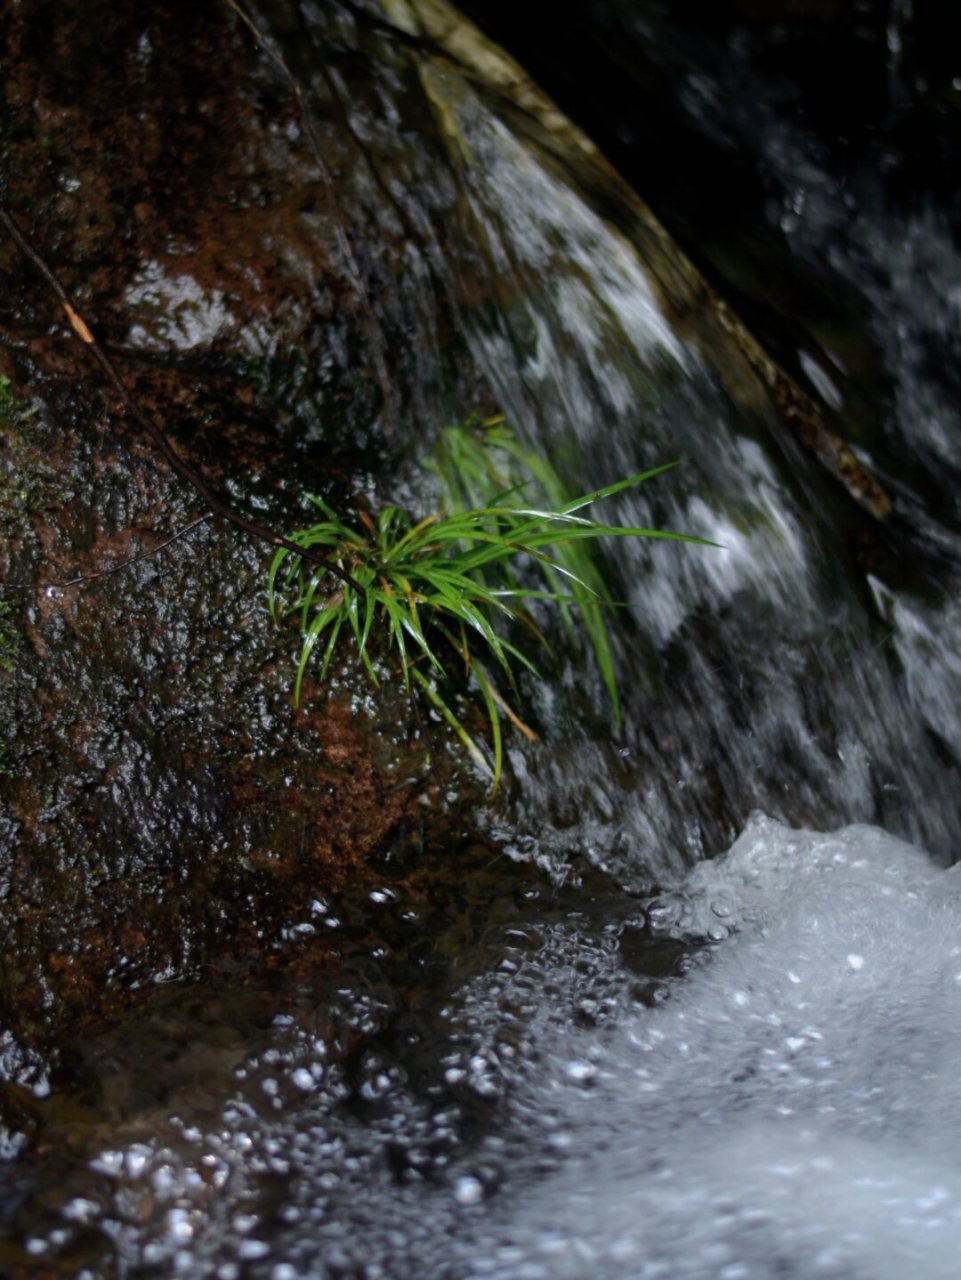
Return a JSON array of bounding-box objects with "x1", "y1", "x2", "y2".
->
[{"x1": 5, "y1": 1, "x2": 961, "y2": 1276}]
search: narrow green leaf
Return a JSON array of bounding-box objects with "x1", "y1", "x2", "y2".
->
[{"x1": 271, "y1": 419, "x2": 710, "y2": 793}]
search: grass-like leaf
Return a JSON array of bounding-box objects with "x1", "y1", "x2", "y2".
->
[{"x1": 270, "y1": 417, "x2": 707, "y2": 793}]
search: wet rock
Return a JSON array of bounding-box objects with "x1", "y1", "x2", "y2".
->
[{"x1": 0, "y1": 0, "x2": 478, "y2": 1058}]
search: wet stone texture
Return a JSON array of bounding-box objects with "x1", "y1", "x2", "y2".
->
[{"x1": 0, "y1": 0, "x2": 489, "y2": 1085}]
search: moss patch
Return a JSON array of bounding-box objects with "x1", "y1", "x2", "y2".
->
[{"x1": 0, "y1": 374, "x2": 62, "y2": 539}]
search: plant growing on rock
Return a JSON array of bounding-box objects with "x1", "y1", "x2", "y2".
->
[{"x1": 269, "y1": 418, "x2": 703, "y2": 792}]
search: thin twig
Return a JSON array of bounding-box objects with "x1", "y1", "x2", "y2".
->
[
  {"x1": 46, "y1": 514, "x2": 213, "y2": 589},
  {"x1": 0, "y1": 202, "x2": 363, "y2": 593},
  {"x1": 486, "y1": 678, "x2": 538, "y2": 741}
]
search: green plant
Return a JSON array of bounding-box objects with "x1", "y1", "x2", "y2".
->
[
  {"x1": 428, "y1": 414, "x2": 632, "y2": 722},
  {"x1": 0, "y1": 374, "x2": 62, "y2": 538},
  {"x1": 0, "y1": 374, "x2": 36, "y2": 430},
  {"x1": 269, "y1": 420, "x2": 704, "y2": 793},
  {"x1": 0, "y1": 599, "x2": 16, "y2": 674}
]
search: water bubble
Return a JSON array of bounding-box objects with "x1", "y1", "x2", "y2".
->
[
  {"x1": 564, "y1": 1059, "x2": 597, "y2": 1084},
  {"x1": 62, "y1": 1198, "x2": 100, "y2": 1224},
  {"x1": 167, "y1": 1209, "x2": 195, "y2": 1243},
  {"x1": 124, "y1": 1146, "x2": 151, "y2": 1179},
  {"x1": 237, "y1": 1239, "x2": 271, "y2": 1260},
  {"x1": 90, "y1": 1150, "x2": 125, "y2": 1177},
  {"x1": 453, "y1": 1175, "x2": 484, "y2": 1206}
]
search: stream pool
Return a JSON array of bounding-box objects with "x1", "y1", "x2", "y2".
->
[{"x1": 10, "y1": 816, "x2": 961, "y2": 1279}]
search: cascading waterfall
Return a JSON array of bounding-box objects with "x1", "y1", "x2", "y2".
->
[{"x1": 300, "y1": 0, "x2": 961, "y2": 877}]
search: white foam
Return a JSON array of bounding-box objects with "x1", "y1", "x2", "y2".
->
[{"x1": 465, "y1": 815, "x2": 961, "y2": 1279}]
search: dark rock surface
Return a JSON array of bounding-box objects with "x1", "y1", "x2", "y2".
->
[{"x1": 0, "y1": 0, "x2": 464, "y2": 1062}]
